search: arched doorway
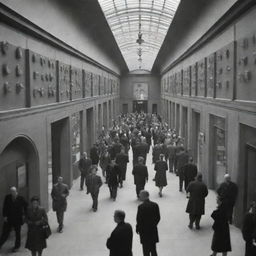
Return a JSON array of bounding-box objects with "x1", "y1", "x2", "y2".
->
[{"x1": 0, "y1": 136, "x2": 39, "y2": 229}]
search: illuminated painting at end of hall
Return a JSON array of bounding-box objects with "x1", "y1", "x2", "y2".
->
[{"x1": 133, "y1": 83, "x2": 148, "y2": 100}]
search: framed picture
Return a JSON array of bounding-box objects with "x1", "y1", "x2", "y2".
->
[{"x1": 133, "y1": 83, "x2": 148, "y2": 100}]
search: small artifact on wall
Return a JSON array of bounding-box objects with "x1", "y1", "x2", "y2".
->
[
  {"x1": 17, "y1": 164, "x2": 27, "y2": 189},
  {"x1": 133, "y1": 82, "x2": 148, "y2": 100},
  {"x1": 0, "y1": 41, "x2": 27, "y2": 111}
]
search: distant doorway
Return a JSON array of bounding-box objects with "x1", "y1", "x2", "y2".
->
[
  {"x1": 133, "y1": 100, "x2": 148, "y2": 113},
  {"x1": 192, "y1": 111, "x2": 200, "y2": 167},
  {"x1": 152, "y1": 104, "x2": 157, "y2": 114},
  {"x1": 122, "y1": 104, "x2": 128, "y2": 114}
]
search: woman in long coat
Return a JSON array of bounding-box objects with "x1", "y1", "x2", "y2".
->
[
  {"x1": 210, "y1": 196, "x2": 231, "y2": 256},
  {"x1": 154, "y1": 154, "x2": 168, "y2": 197},
  {"x1": 25, "y1": 196, "x2": 48, "y2": 256}
]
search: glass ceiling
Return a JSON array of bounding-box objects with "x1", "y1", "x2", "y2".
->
[{"x1": 98, "y1": 0, "x2": 181, "y2": 71}]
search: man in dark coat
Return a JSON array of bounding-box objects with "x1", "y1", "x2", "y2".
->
[
  {"x1": 176, "y1": 147, "x2": 189, "y2": 192},
  {"x1": 112, "y1": 139, "x2": 123, "y2": 160},
  {"x1": 51, "y1": 176, "x2": 69, "y2": 232},
  {"x1": 242, "y1": 201, "x2": 256, "y2": 256},
  {"x1": 86, "y1": 166, "x2": 103, "y2": 212},
  {"x1": 217, "y1": 174, "x2": 238, "y2": 224},
  {"x1": 90, "y1": 144, "x2": 99, "y2": 165},
  {"x1": 186, "y1": 173, "x2": 208, "y2": 229},
  {"x1": 132, "y1": 157, "x2": 148, "y2": 198},
  {"x1": 115, "y1": 148, "x2": 129, "y2": 188},
  {"x1": 183, "y1": 157, "x2": 198, "y2": 190},
  {"x1": 78, "y1": 152, "x2": 92, "y2": 191},
  {"x1": 106, "y1": 160, "x2": 121, "y2": 201},
  {"x1": 166, "y1": 143, "x2": 176, "y2": 173},
  {"x1": 133, "y1": 137, "x2": 149, "y2": 165},
  {"x1": 0, "y1": 187, "x2": 27, "y2": 252},
  {"x1": 106, "y1": 210, "x2": 133, "y2": 256},
  {"x1": 120, "y1": 134, "x2": 130, "y2": 154},
  {"x1": 136, "y1": 190, "x2": 160, "y2": 256}
]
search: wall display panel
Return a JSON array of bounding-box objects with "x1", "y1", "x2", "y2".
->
[
  {"x1": 70, "y1": 66, "x2": 83, "y2": 100},
  {"x1": 92, "y1": 73, "x2": 99, "y2": 96},
  {"x1": 0, "y1": 41, "x2": 26, "y2": 111},
  {"x1": 197, "y1": 58, "x2": 206, "y2": 97},
  {"x1": 216, "y1": 42, "x2": 235, "y2": 99},
  {"x1": 176, "y1": 70, "x2": 182, "y2": 95},
  {"x1": 99, "y1": 76, "x2": 104, "y2": 96},
  {"x1": 133, "y1": 82, "x2": 148, "y2": 100},
  {"x1": 57, "y1": 61, "x2": 71, "y2": 102},
  {"x1": 191, "y1": 63, "x2": 198, "y2": 96},
  {"x1": 29, "y1": 50, "x2": 57, "y2": 106},
  {"x1": 236, "y1": 33, "x2": 256, "y2": 102},
  {"x1": 206, "y1": 53, "x2": 216, "y2": 98},
  {"x1": 182, "y1": 66, "x2": 191, "y2": 96},
  {"x1": 83, "y1": 71, "x2": 92, "y2": 97},
  {"x1": 170, "y1": 73, "x2": 177, "y2": 96}
]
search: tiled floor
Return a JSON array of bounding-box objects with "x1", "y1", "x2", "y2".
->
[{"x1": 1, "y1": 149, "x2": 244, "y2": 256}]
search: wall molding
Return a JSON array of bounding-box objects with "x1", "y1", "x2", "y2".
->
[{"x1": 0, "y1": 3, "x2": 120, "y2": 77}]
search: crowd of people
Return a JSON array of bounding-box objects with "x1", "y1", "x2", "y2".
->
[{"x1": 0, "y1": 112, "x2": 254, "y2": 256}]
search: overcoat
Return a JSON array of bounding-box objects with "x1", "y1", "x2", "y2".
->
[
  {"x1": 90, "y1": 146, "x2": 99, "y2": 165},
  {"x1": 132, "y1": 164, "x2": 148, "y2": 186},
  {"x1": 106, "y1": 163, "x2": 121, "y2": 186},
  {"x1": 25, "y1": 206, "x2": 48, "y2": 251},
  {"x1": 51, "y1": 183, "x2": 69, "y2": 212},
  {"x1": 186, "y1": 180, "x2": 208, "y2": 215},
  {"x1": 106, "y1": 222, "x2": 133, "y2": 256},
  {"x1": 115, "y1": 152, "x2": 129, "y2": 180},
  {"x1": 154, "y1": 160, "x2": 168, "y2": 187},
  {"x1": 3, "y1": 194, "x2": 27, "y2": 226},
  {"x1": 242, "y1": 212, "x2": 256, "y2": 256},
  {"x1": 211, "y1": 204, "x2": 231, "y2": 252},
  {"x1": 86, "y1": 174, "x2": 103, "y2": 194},
  {"x1": 136, "y1": 199, "x2": 160, "y2": 244}
]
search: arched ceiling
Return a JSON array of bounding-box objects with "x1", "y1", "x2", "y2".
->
[{"x1": 98, "y1": 0, "x2": 181, "y2": 71}]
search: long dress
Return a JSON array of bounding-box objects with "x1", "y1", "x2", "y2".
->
[
  {"x1": 154, "y1": 160, "x2": 168, "y2": 187},
  {"x1": 25, "y1": 206, "x2": 48, "y2": 251},
  {"x1": 211, "y1": 204, "x2": 231, "y2": 252}
]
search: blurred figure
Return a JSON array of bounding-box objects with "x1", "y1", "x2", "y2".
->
[
  {"x1": 210, "y1": 196, "x2": 231, "y2": 256},
  {"x1": 242, "y1": 201, "x2": 256, "y2": 256},
  {"x1": 132, "y1": 157, "x2": 148, "y2": 199},
  {"x1": 90, "y1": 144, "x2": 99, "y2": 165},
  {"x1": 176, "y1": 147, "x2": 189, "y2": 192},
  {"x1": 100, "y1": 150, "x2": 111, "y2": 180},
  {"x1": 154, "y1": 154, "x2": 168, "y2": 197},
  {"x1": 0, "y1": 187, "x2": 27, "y2": 252},
  {"x1": 25, "y1": 196, "x2": 48, "y2": 256},
  {"x1": 186, "y1": 173, "x2": 208, "y2": 230},
  {"x1": 78, "y1": 152, "x2": 92, "y2": 191},
  {"x1": 115, "y1": 148, "x2": 129, "y2": 188},
  {"x1": 106, "y1": 210, "x2": 133, "y2": 256},
  {"x1": 51, "y1": 177, "x2": 69, "y2": 233},
  {"x1": 86, "y1": 166, "x2": 103, "y2": 212},
  {"x1": 217, "y1": 174, "x2": 238, "y2": 224},
  {"x1": 183, "y1": 157, "x2": 198, "y2": 190},
  {"x1": 136, "y1": 190, "x2": 160, "y2": 256},
  {"x1": 106, "y1": 160, "x2": 121, "y2": 201}
]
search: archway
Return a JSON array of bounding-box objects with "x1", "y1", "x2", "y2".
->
[{"x1": 0, "y1": 136, "x2": 39, "y2": 229}]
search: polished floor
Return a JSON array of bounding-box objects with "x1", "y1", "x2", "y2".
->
[{"x1": 1, "y1": 149, "x2": 244, "y2": 256}]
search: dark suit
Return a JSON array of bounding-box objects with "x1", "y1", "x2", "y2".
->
[
  {"x1": 51, "y1": 183, "x2": 69, "y2": 228},
  {"x1": 86, "y1": 174, "x2": 102, "y2": 210},
  {"x1": 106, "y1": 163, "x2": 121, "y2": 199},
  {"x1": 186, "y1": 180, "x2": 208, "y2": 228},
  {"x1": 107, "y1": 222, "x2": 133, "y2": 256},
  {"x1": 78, "y1": 157, "x2": 92, "y2": 190},
  {"x1": 217, "y1": 181, "x2": 238, "y2": 224},
  {"x1": 132, "y1": 164, "x2": 148, "y2": 197},
  {"x1": 136, "y1": 199, "x2": 160, "y2": 256},
  {"x1": 116, "y1": 152, "x2": 129, "y2": 186},
  {"x1": 183, "y1": 163, "x2": 198, "y2": 190},
  {"x1": 0, "y1": 194, "x2": 27, "y2": 249},
  {"x1": 134, "y1": 142, "x2": 149, "y2": 165},
  {"x1": 90, "y1": 146, "x2": 99, "y2": 165},
  {"x1": 242, "y1": 212, "x2": 256, "y2": 256},
  {"x1": 176, "y1": 151, "x2": 189, "y2": 191}
]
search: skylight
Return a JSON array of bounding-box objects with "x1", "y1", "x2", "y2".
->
[{"x1": 98, "y1": 0, "x2": 181, "y2": 71}]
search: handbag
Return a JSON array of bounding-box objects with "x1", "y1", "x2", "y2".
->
[{"x1": 42, "y1": 223, "x2": 52, "y2": 239}]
